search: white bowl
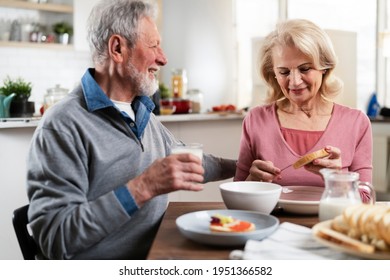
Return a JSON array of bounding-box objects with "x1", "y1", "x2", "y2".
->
[{"x1": 219, "y1": 181, "x2": 282, "y2": 214}]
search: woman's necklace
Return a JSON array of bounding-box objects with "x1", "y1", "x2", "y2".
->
[{"x1": 300, "y1": 107, "x2": 312, "y2": 118}]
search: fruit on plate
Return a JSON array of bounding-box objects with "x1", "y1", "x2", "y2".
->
[
  {"x1": 210, "y1": 213, "x2": 255, "y2": 232},
  {"x1": 211, "y1": 104, "x2": 237, "y2": 112}
]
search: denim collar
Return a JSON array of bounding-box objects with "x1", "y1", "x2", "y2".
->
[{"x1": 80, "y1": 68, "x2": 155, "y2": 139}]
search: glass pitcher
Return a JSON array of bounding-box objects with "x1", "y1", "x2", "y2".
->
[{"x1": 318, "y1": 169, "x2": 376, "y2": 222}]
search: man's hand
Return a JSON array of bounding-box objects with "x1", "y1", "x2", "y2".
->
[{"x1": 127, "y1": 153, "x2": 204, "y2": 206}]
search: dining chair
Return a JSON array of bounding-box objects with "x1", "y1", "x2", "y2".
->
[{"x1": 12, "y1": 204, "x2": 39, "y2": 260}]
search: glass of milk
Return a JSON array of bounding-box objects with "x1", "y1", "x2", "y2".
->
[
  {"x1": 171, "y1": 142, "x2": 203, "y2": 162},
  {"x1": 318, "y1": 169, "x2": 376, "y2": 222}
]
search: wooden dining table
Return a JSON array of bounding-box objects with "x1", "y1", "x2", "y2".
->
[{"x1": 146, "y1": 202, "x2": 319, "y2": 260}]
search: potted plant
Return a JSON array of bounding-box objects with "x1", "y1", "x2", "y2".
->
[
  {"x1": 159, "y1": 83, "x2": 172, "y2": 100},
  {"x1": 0, "y1": 76, "x2": 35, "y2": 117},
  {"x1": 52, "y1": 21, "x2": 73, "y2": 44},
  {"x1": 154, "y1": 83, "x2": 174, "y2": 115}
]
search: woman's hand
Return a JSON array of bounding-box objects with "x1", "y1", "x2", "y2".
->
[
  {"x1": 246, "y1": 160, "x2": 281, "y2": 182},
  {"x1": 304, "y1": 146, "x2": 342, "y2": 174}
]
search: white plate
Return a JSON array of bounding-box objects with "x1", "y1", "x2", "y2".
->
[
  {"x1": 312, "y1": 220, "x2": 390, "y2": 259},
  {"x1": 176, "y1": 209, "x2": 279, "y2": 246},
  {"x1": 278, "y1": 186, "x2": 323, "y2": 215}
]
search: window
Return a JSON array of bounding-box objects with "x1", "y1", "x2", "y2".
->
[
  {"x1": 288, "y1": 0, "x2": 376, "y2": 111},
  {"x1": 235, "y1": 0, "x2": 381, "y2": 112},
  {"x1": 379, "y1": 0, "x2": 390, "y2": 107}
]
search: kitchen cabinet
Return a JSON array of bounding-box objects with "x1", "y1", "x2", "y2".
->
[
  {"x1": 0, "y1": 0, "x2": 73, "y2": 49},
  {"x1": 371, "y1": 119, "x2": 390, "y2": 192}
]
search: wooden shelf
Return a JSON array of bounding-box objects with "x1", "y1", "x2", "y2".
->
[
  {"x1": 0, "y1": 40, "x2": 73, "y2": 50},
  {"x1": 0, "y1": 0, "x2": 73, "y2": 13}
]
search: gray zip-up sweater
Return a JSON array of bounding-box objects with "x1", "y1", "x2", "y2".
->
[{"x1": 27, "y1": 73, "x2": 236, "y2": 260}]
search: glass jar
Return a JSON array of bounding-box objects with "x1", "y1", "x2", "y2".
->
[
  {"x1": 187, "y1": 89, "x2": 204, "y2": 113},
  {"x1": 171, "y1": 68, "x2": 187, "y2": 99},
  {"x1": 43, "y1": 84, "x2": 69, "y2": 112}
]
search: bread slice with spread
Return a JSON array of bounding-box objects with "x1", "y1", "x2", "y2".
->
[
  {"x1": 210, "y1": 214, "x2": 255, "y2": 233},
  {"x1": 293, "y1": 148, "x2": 329, "y2": 169}
]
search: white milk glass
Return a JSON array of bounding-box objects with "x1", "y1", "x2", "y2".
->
[
  {"x1": 171, "y1": 143, "x2": 203, "y2": 162},
  {"x1": 318, "y1": 169, "x2": 375, "y2": 222}
]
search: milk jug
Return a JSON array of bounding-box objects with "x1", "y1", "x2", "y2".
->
[{"x1": 318, "y1": 169, "x2": 376, "y2": 221}]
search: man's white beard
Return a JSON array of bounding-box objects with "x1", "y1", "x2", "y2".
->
[{"x1": 127, "y1": 63, "x2": 158, "y2": 97}]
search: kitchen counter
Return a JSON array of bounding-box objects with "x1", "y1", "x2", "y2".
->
[
  {"x1": 0, "y1": 117, "x2": 41, "y2": 129},
  {"x1": 370, "y1": 116, "x2": 390, "y2": 123},
  {"x1": 0, "y1": 113, "x2": 245, "y2": 129}
]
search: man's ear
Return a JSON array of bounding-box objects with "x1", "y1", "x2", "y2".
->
[{"x1": 108, "y1": 35, "x2": 125, "y2": 63}]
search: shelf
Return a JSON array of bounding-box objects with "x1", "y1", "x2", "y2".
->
[
  {"x1": 157, "y1": 113, "x2": 245, "y2": 123},
  {"x1": 0, "y1": 40, "x2": 73, "y2": 50},
  {"x1": 0, "y1": 117, "x2": 41, "y2": 129},
  {"x1": 0, "y1": 0, "x2": 73, "y2": 13}
]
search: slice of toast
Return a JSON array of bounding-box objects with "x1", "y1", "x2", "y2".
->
[
  {"x1": 379, "y1": 211, "x2": 390, "y2": 244},
  {"x1": 293, "y1": 148, "x2": 329, "y2": 169},
  {"x1": 316, "y1": 227, "x2": 375, "y2": 254},
  {"x1": 329, "y1": 204, "x2": 390, "y2": 251}
]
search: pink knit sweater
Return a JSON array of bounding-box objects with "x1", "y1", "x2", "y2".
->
[{"x1": 235, "y1": 103, "x2": 373, "y2": 187}]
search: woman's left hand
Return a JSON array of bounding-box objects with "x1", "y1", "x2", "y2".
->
[{"x1": 304, "y1": 146, "x2": 341, "y2": 175}]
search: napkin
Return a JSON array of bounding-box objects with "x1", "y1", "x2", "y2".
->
[{"x1": 229, "y1": 222, "x2": 357, "y2": 260}]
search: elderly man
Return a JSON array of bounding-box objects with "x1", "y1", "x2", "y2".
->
[{"x1": 27, "y1": 0, "x2": 235, "y2": 260}]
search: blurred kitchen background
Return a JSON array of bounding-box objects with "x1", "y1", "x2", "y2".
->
[
  {"x1": 1, "y1": 0, "x2": 390, "y2": 260},
  {"x1": 0, "y1": 0, "x2": 389, "y2": 113}
]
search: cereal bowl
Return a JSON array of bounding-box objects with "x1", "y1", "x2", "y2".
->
[{"x1": 219, "y1": 181, "x2": 282, "y2": 214}]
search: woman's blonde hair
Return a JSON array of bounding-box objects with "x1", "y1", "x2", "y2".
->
[{"x1": 258, "y1": 19, "x2": 343, "y2": 104}]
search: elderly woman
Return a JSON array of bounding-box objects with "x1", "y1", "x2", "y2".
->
[{"x1": 235, "y1": 19, "x2": 372, "y2": 189}]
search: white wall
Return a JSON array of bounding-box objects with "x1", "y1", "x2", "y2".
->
[
  {"x1": 326, "y1": 29, "x2": 357, "y2": 109},
  {"x1": 0, "y1": 127, "x2": 36, "y2": 260},
  {"x1": 0, "y1": 47, "x2": 92, "y2": 113},
  {"x1": 161, "y1": 0, "x2": 236, "y2": 109}
]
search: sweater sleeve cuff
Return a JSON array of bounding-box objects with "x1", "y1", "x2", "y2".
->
[{"x1": 114, "y1": 186, "x2": 139, "y2": 215}]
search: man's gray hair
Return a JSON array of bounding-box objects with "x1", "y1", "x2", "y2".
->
[{"x1": 87, "y1": 0, "x2": 157, "y2": 65}]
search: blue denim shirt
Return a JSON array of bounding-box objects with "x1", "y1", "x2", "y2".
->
[
  {"x1": 81, "y1": 68, "x2": 155, "y2": 139},
  {"x1": 81, "y1": 68, "x2": 155, "y2": 215}
]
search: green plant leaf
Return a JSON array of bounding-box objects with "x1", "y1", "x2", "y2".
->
[{"x1": 0, "y1": 76, "x2": 32, "y2": 99}]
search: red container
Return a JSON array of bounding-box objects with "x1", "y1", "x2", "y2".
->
[{"x1": 161, "y1": 99, "x2": 191, "y2": 114}]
